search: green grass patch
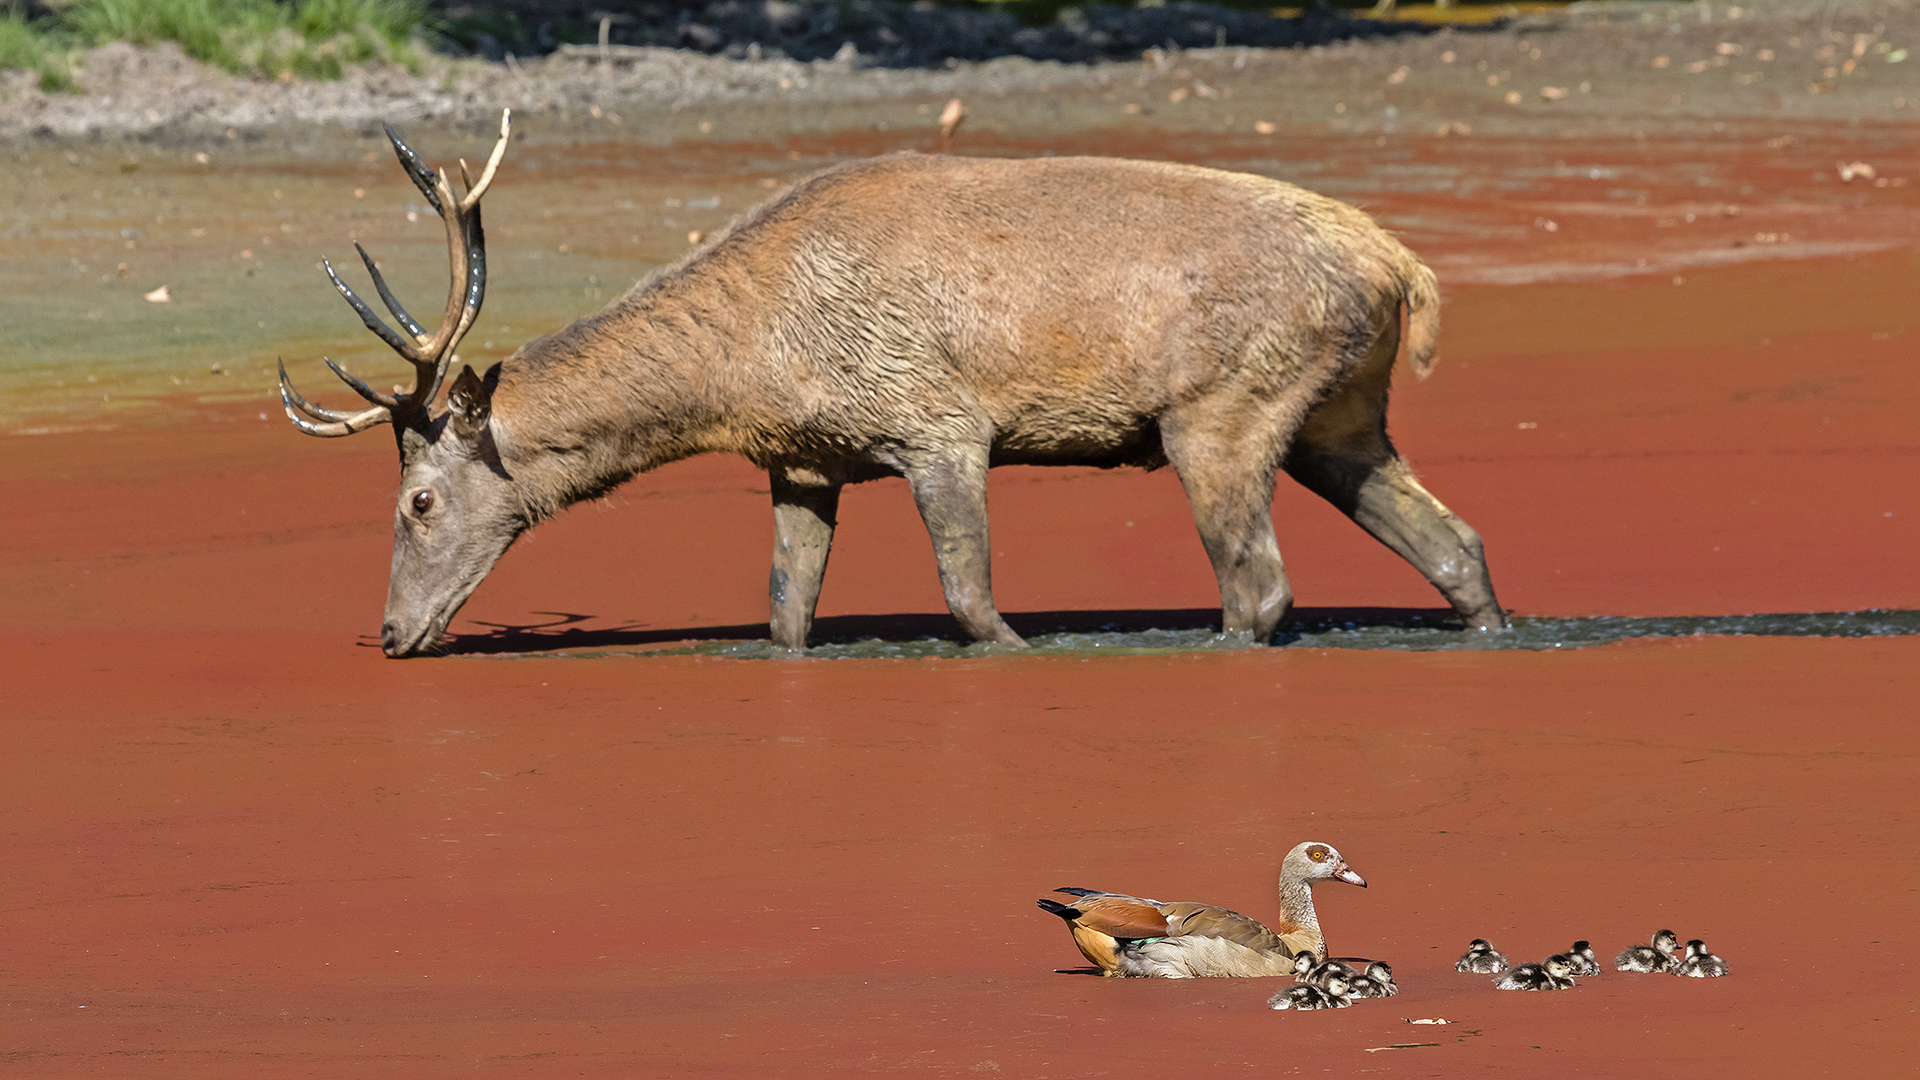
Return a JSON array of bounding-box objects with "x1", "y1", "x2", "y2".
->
[
  {"x1": 0, "y1": 11, "x2": 77, "y2": 91},
  {"x1": 1, "y1": 0, "x2": 430, "y2": 86}
]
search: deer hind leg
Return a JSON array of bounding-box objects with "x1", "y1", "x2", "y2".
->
[
  {"x1": 1160, "y1": 403, "x2": 1294, "y2": 644},
  {"x1": 1282, "y1": 335, "x2": 1508, "y2": 630},
  {"x1": 903, "y1": 444, "x2": 1027, "y2": 647},
  {"x1": 768, "y1": 470, "x2": 842, "y2": 652}
]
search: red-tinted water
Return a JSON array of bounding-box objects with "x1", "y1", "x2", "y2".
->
[{"x1": 5, "y1": 235, "x2": 1916, "y2": 1076}]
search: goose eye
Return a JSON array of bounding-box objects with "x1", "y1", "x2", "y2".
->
[{"x1": 411, "y1": 489, "x2": 435, "y2": 516}]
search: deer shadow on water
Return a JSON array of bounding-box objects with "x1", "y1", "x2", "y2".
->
[{"x1": 360, "y1": 606, "x2": 1477, "y2": 656}]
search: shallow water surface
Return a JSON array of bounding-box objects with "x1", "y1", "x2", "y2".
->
[{"x1": 461, "y1": 607, "x2": 1920, "y2": 659}]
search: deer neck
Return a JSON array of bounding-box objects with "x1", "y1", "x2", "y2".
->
[{"x1": 489, "y1": 297, "x2": 759, "y2": 517}]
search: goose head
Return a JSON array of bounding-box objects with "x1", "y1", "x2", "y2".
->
[{"x1": 1284, "y1": 842, "x2": 1367, "y2": 889}]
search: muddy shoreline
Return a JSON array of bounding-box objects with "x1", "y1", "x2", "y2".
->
[{"x1": 3, "y1": 1, "x2": 1918, "y2": 145}]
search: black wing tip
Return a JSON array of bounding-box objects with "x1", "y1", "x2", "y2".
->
[{"x1": 1035, "y1": 897, "x2": 1079, "y2": 921}]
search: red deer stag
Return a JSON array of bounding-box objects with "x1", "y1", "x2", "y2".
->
[{"x1": 281, "y1": 110, "x2": 1505, "y2": 657}]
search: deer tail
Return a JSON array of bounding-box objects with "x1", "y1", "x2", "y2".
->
[{"x1": 1401, "y1": 257, "x2": 1441, "y2": 380}]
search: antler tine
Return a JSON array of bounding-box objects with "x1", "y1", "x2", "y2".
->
[
  {"x1": 325, "y1": 356, "x2": 400, "y2": 410},
  {"x1": 324, "y1": 257, "x2": 420, "y2": 360},
  {"x1": 353, "y1": 242, "x2": 425, "y2": 340},
  {"x1": 280, "y1": 359, "x2": 350, "y2": 421},
  {"x1": 384, "y1": 121, "x2": 444, "y2": 213},
  {"x1": 405, "y1": 157, "x2": 490, "y2": 399},
  {"x1": 458, "y1": 108, "x2": 512, "y2": 212},
  {"x1": 279, "y1": 359, "x2": 393, "y2": 437},
  {"x1": 408, "y1": 168, "x2": 470, "y2": 362},
  {"x1": 454, "y1": 198, "x2": 488, "y2": 338}
]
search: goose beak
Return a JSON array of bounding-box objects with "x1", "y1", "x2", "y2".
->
[{"x1": 1333, "y1": 862, "x2": 1367, "y2": 887}]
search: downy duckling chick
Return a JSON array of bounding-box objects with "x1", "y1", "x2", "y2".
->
[
  {"x1": 1269, "y1": 974, "x2": 1354, "y2": 1010},
  {"x1": 1306, "y1": 957, "x2": 1362, "y2": 987},
  {"x1": 1670, "y1": 939, "x2": 1730, "y2": 977},
  {"x1": 1494, "y1": 954, "x2": 1577, "y2": 991},
  {"x1": 1456, "y1": 938, "x2": 1510, "y2": 974},
  {"x1": 1345, "y1": 961, "x2": 1398, "y2": 998},
  {"x1": 1289, "y1": 952, "x2": 1316, "y2": 982},
  {"x1": 1614, "y1": 930, "x2": 1681, "y2": 973},
  {"x1": 1564, "y1": 940, "x2": 1601, "y2": 976}
]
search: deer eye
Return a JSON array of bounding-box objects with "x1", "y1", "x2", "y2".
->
[{"x1": 411, "y1": 489, "x2": 435, "y2": 516}]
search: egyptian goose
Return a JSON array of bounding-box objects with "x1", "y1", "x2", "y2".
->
[
  {"x1": 1269, "y1": 974, "x2": 1354, "y2": 1010},
  {"x1": 1671, "y1": 939, "x2": 1730, "y2": 978},
  {"x1": 1494, "y1": 954, "x2": 1577, "y2": 991},
  {"x1": 1564, "y1": 940, "x2": 1602, "y2": 976},
  {"x1": 1035, "y1": 841, "x2": 1367, "y2": 978},
  {"x1": 1455, "y1": 939, "x2": 1510, "y2": 974},
  {"x1": 1614, "y1": 930, "x2": 1681, "y2": 973}
]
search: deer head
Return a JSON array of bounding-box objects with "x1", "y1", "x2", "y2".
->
[{"x1": 280, "y1": 111, "x2": 520, "y2": 657}]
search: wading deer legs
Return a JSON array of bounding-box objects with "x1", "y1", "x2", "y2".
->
[
  {"x1": 768, "y1": 472, "x2": 842, "y2": 651},
  {"x1": 904, "y1": 446, "x2": 1026, "y2": 647}
]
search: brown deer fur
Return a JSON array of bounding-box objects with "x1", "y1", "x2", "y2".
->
[{"x1": 348, "y1": 150, "x2": 1504, "y2": 656}]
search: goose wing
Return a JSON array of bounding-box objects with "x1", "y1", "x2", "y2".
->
[
  {"x1": 1043, "y1": 892, "x2": 1173, "y2": 939},
  {"x1": 1037, "y1": 890, "x2": 1174, "y2": 973},
  {"x1": 1157, "y1": 902, "x2": 1293, "y2": 954}
]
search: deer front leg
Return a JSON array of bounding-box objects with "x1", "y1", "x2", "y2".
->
[
  {"x1": 768, "y1": 471, "x2": 842, "y2": 652},
  {"x1": 903, "y1": 446, "x2": 1026, "y2": 647}
]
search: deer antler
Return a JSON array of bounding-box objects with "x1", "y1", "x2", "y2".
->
[{"x1": 281, "y1": 109, "x2": 512, "y2": 437}]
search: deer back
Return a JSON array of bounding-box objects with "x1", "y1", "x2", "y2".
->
[{"x1": 487, "y1": 153, "x2": 1436, "y2": 491}]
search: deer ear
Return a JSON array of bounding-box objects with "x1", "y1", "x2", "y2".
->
[{"x1": 447, "y1": 364, "x2": 492, "y2": 436}]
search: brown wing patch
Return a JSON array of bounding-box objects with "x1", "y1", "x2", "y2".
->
[
  {"x1": 1062, "y1": 896, "x2": 1173, "y2": 940},
  {"x1": 1158, "y1": 903, "x2": 1288, "y2": 954}
]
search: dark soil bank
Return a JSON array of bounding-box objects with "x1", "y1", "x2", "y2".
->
[{"x1": 443, "y1": 0, "x2": 1427, "y2": 66}]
